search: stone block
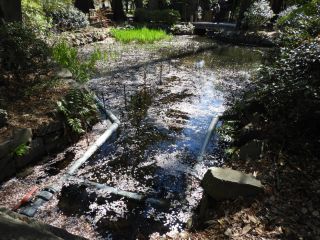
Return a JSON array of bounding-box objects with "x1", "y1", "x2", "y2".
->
[{"x1": 202, "y1": 167, "x2": 263, "y2": 200}]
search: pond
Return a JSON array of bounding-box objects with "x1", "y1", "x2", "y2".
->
[{"x1": 59, "y1": 41, "x2": 265, "y2": 239}]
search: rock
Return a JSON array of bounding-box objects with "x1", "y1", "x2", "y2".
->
[
  {"x1": 179, "y1": 231, "x2": 189, "y2": 239},
  {"x1": 0, "y1": 208, "x2": 85, "y2": 239},
  {"x1": 74, "y1": 39, "x2": 81, "y2": 46},
  {"x1": 201, "y1": 167, "x2": 263, "y2": 200},
  {"x1": 238, "y1": 140, "x2": 265, "y2": 161},
  {"x1": 58, "y1": 184, "x2": 96, "y2": 215},
  {"x1": 0, "y1": 140, "x2": 13, "y2": 159},
  {"x1": 34, "y1": 121, "x2": 64, "y2": 137},
  {"x1": 302, "y1": 208, "x2": 308, "y2": 214},
  {"x1": 224, "y1": 228, "x2": 232, "y2": 236},
  {"x1": 15, "y1": 138, "x2": 45, "y2": 168},
  {"x1": 56, "y1": 68, "x2": 73, "y2": 79},
  {"x1": 0, "y1": 155, "x2": 15, "y2": 182},
  {"x1": 312, "y1": 211, "x2": 319, "y2": 217},
  {"x1": 0, "y1": 109, "x2": 8, "y2": 128},
  {"x1": 13, "y1": 128, "x2": 32, "y2": 145},
  {"x1": 0, "y1": 128, "x2": 32, "y2": 159}
]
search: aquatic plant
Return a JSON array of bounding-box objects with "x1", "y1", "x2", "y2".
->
[{"x1": 110, "y1": 27, "x2": 170, "y2": 44}]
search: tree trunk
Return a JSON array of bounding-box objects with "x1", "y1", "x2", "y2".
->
[
  {"x1": 271, "y1": 0, "x2": 284, "y2": 14},
  {"x1": 111, "y1": 0, "x2": 126, "y2": 21},
  {"x1": 148, "y1": 0, "x2": 159, "y2": 9},
  {"x1": 0, "y1": 0, "x2": 22, "y2": 22},
  {"x1": 236, "y1": 0, "x2": 251, "y2": 29},
  {"x1": 134, "y1": 0, "x2": 143, "y2": 8}
]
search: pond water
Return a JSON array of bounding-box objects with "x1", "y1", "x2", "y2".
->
[{"x1": 59, "y1": 42, "x2": 265, "y2": 239}]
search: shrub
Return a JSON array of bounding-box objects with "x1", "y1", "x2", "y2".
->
[
  {"x1": 243, "y1": 0, "x2": 274, "y2": 29},
  {"x1": 22, "y1": 0, "x2": 51, "y2": 33},
  {"x1": 47, "y1": 5, "x2": 89, "y2": 31},
  {"x1": 42, "y1": 0, "x2": 73, "y2": 13},
  {"x1": 275, "y1": 0, "x2": 320, "y2": 47},
  {"x1": 57, "y1": 88, "x2": 99, "y2": 134},
  {"x1": 110, "y1": 27, "x2": 170, "y2": 43},
  {"x1": 0, "y1": 22, "x2": 49, "y2": 71},
  {"x1": 52, "y1": 41, "x2": 104, "y2": 84},
  {"x1": 230, "y1": 41, "x2": 320, "y2": 153},
  {"x1": 134, "y1": 8, "x2": 180, "y2": 25},
  {"x1": 170, "y1": 23, "x2": 195, "y2": 35}
]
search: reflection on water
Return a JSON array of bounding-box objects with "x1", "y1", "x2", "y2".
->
[{"x1": 59, "y1": 41, "x2": 264, "y2": 239}]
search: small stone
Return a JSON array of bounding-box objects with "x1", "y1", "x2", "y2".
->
[
  {"x1": 0, "y1": 109, "x2": 8, "y2": 128},
  {"x1": 224, "y1": 228, "x2": 232, "y2": 236},
  {"x1": 301, "y1": 208, "x2": 308, "y2": 214},
  {"x1": 312, "y1": 211, "x2": 319, "y2": 217},
  {"x1": 179, "y1": 231, "x2": 189, "y2": 239}
]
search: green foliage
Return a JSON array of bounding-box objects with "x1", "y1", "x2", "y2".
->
[
  {"x1": 134, "y1": 8, "x2": 180, "y2": 25},
  {"x1": 22, "y1": 0, "x2": 52, "y2": 33},
  {"x1": 242, "y1": 0, "x2": 274, "y2": 29},
  {"x1": 276, "y1": 0, "x2": 320, "y2": 47},
  {"x1": 0, "y1": 22, "x2": 49, "y2": 71},
  {"x1": 57, "y1": 88, "x2": 99, "y2": 134},
  {"x1": 47, "y1": 5, "x2": 89, "y2": 31},
  {"x1": 41, "y1": 0, "x2": 73, "y2": 13},
  {"x1": 52, "y1": 41, "x2": 104, "y2": 84},
  {"x1": 13, "y1": 144, "x2": 29, "y2": 157},
  {"x1": 110, "y1": 27, "x2": 170, "y2": 43},
  {"x1": 226, "y1": 0, "x2": 320, "y2": 158}
]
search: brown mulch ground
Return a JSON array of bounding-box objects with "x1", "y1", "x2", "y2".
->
[
  {"x1": 184, "y1": 153, "x2": 320, "y2": 240},
  {"x1": 0, "y1": 69, "x2": 70, "y2": 141}
]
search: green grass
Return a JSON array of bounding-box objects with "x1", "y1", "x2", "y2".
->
[{"x1": 110, "y1": 27, "x2": 170, "y2": 44}]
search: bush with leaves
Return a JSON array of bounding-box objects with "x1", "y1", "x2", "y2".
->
[
  {"x1": 276, "y1": 0, "x2": 320, "y2": 47},
  {"x1": 242, "y1": 0, "x2": 274, "y2": 30},
  {"x1": 229, "y1": 40, "x2": 320, "y2": 155},
  {"x1": 42, "y1": 0, "x2": 73, "y2": 13},
  {"x1": 47, "y1": 5, "x2": 89, "y2": 31},
  {"x1": 22, "y1": 0, "x2": 51, "y2": 34},
  {"x1": 57, "y1": 88, "x2": 99, "y2": 134},
  {"x1": 0, "y1": 22, "x2": 49, "y2": 72},
  {"x1": 52, "y1": 41, "x2": 104, "y2": 84},
  {"x1": 134, "y1": 8, "x2": 181, "y2": 25}
]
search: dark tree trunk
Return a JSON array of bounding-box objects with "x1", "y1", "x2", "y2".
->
[
  {"x1": 125, "y1": 0, "x2": 129, "y2": 12},
  {"x1": 271, "y1": 0, "x2": 284, "y2": 14},
  {"x1": 74, "y1": 0, "x2": 95, "y2": 14},
  {"x1": 134, "y1": 0, "x2": 143, "y2": 8},
  {"x1": 0, "y1": 0, "x2": 22, "y2": 22},
  {"x1": 148, "y1": 0, "x2": 159, "y2": 9},
  {"x1": 236, "y1": 0, "x2": 252, "y2": 29},
  {"x1": 111, "y1": 0, "x2": 126, "y2": 21}
]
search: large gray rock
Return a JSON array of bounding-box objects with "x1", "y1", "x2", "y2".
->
[
  {"x1": 0, "y1": 155, "x2": 15, "y2": 182},
  {"x1": 0, "y1": 128, "x2": 32, "y2": 159},
  {"x1": 12, "y1": 128, "x2": 32, "y2": 146},
  {"x1": 0, "y1": 109, "x2": 8, "y2": 128},
  {"x1": 0, "y1": 208, "x2": 86, "y2": 240},
  {"x1": 201, "y1": 167, "x2": 263, "y2": 200},
  {"x1": 15, "y1": 138, "x2": 45, "y2": 168}
]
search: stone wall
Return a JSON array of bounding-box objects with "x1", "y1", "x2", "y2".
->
[{"x1": 0, "y1": 120, "x2": 68, "y2": 182}]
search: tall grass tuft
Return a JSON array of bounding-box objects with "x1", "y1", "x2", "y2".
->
[{"x1": 110, "y1": 27, "x2": 170, "y2": 44}]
